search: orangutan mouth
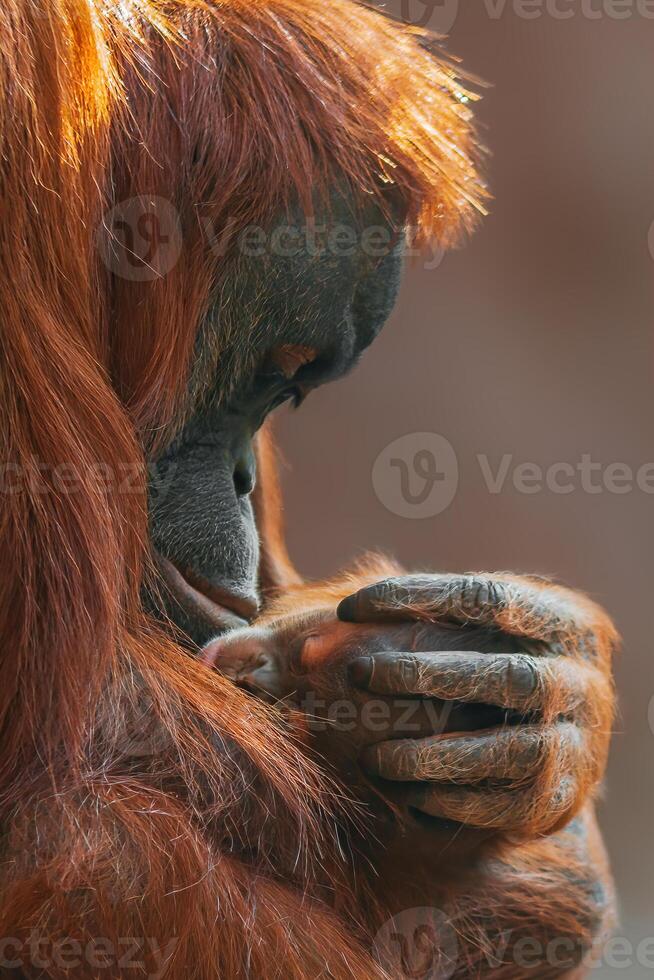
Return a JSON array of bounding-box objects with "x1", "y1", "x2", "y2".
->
[{"x1": 156, "y1": 553, "x2": 258, "y2": 633}]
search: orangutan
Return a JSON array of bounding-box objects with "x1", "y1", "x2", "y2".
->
[{"x1": 0, "y1": 1, "x2": 616, "y2": 977}]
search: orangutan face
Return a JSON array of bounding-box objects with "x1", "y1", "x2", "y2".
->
[{"x1": 147, "y1": 189, "x2": 406, "y2": 645}]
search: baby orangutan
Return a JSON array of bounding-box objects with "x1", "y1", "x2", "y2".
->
[{"x1": 203, "y1": 561, "x2": 617, "y2": 978}]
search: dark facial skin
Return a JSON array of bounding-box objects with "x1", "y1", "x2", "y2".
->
[{"x1": 147, "y1": 189, "x2": 405, "y2": 646}]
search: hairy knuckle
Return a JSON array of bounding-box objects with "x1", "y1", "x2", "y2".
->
[
  {"x1": 459, "y1": 575, "x2": 505, "y2": 615},
  {"x1": 371, "y1": 577, "x2": 404, "y2": 607},
  {"x1": 390, "y1": 742, "x2": 413, "y2": 779},
  {"x1": 396, "y1": 654, "x2": 421, "y2": 692},
  {"x1": 517, "y1": 729, "x2": 544, "y2": 767}
]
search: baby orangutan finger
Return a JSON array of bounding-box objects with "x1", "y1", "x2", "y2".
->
[{"x1": 361, "y1": 723, "x2": 582, "y2": 786}]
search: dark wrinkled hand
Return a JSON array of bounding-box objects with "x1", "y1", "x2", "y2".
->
[
  {"x1": 337, "y1": 573, "x2": 615, "y2": 835},
  {"x1": 203, "y1": 572, "x2": 615, "y2": 836}
]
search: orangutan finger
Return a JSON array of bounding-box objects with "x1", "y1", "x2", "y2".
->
[
  {"x1": 349, "y1": 651, "x2": 557, "y2": 712},
  {"x1": 337, "y1": 575, "x2": 505, "y2": 624},
  {"x1": 350, "y1": 650, "x2": 605, "y2": 723},
  {"x1": 361, "y1": 723, "x2": 582, "y2": 785},
  {"x1": 337, "y1": 574, "x2": 609, "y2": 661},
  {"x1": 405, "y1": 776, "x2": 578, "y2": 832}
]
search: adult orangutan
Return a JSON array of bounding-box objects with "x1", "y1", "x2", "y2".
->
[{"x1": 0, "y1": 1, "x2": 617, "y2": 978}]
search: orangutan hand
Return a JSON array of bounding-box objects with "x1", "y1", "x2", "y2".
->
[
  {"x1": 203, "y1": 572, "x2": 616, "y2": 838},
  {"x1": 337, "y1": 573, "x2": 617, "y2": 837}
]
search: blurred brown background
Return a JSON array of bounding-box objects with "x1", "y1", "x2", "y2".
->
[{"x1": 275, "y1": 4, "x2": 654, "y2": 975}]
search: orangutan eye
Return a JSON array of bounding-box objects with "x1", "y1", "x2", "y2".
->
[{"x1": 268, "y1": 384, "x2": 306, "y2": 413}]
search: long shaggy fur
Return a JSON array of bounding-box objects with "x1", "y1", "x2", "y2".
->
[{"x1": 0, "y1": 2, "x2": 484, "y2": 976}]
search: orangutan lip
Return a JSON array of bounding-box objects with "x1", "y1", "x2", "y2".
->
[
  {"x1": 156, "y1": 554, "x2": 258, "y2": 631},
  {"x1": 175, "y1": 565, "x2": 259, "y2": 621}
]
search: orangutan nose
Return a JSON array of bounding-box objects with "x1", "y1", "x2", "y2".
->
[{"x1": 233, "y1": 445, "x2": 256, "y2": 497}]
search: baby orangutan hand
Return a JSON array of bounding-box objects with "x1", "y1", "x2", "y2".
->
[{"x1": 203, "y1": 571, "x2": 616, "y2": 840}]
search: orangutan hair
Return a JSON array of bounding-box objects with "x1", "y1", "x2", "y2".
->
[{"x1": 0, "y1": 2, "x2": 486, "y2": 976}]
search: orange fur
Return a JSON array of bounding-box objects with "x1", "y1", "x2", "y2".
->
[
  {"x1": 253, "y1": 425, "x2": 304, "y2": 595},
  {"x1": 0, "y1": 1, "x2": 614, "y2": 977},
  {"x1": 0, "y1": 2, "x2": 484, "y2": 977}
]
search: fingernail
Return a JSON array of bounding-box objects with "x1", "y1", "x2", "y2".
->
[
  {"x1": 337, "y1": 594, "x2": 359, "y2": 621},
  {"x1": 348, "y1": 656, "x2": 373, "y2": 686}
]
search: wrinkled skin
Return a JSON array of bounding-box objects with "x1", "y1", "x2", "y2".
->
[{"x1": 147, "y1": 188, "x2": 406, "y2": 646}]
